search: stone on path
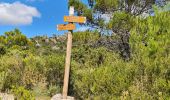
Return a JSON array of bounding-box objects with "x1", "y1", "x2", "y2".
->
[
  {"x1": 0, "y1": 93, "x2": 14, "y2": 100},
  {"x1": 51, "y1": 94, "x2": 74, "y2": 100}
]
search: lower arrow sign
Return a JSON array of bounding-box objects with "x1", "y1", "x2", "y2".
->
[{"x1": 57, "y1": 24, "x2": 76, "y2": 31}]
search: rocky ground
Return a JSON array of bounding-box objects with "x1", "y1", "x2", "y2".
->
[{"x1": 0, "y1": 93, "x2": 14, "y2": 100}]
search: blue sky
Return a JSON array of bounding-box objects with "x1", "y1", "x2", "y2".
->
[{"x1": 0, "y1": 0, "x2": 85, "y2": 37}]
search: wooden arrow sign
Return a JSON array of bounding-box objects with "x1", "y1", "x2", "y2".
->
[
  {"x1": 57, "y1": 24, "x2": 76, "y2": 31},
  {"x1": 64, "y1": 16, "x2": 86, "y2": 23}
]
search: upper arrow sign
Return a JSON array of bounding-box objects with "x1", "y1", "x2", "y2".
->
[{"x1": 64, "y1": 16, "x2": 86, "y2": 23}]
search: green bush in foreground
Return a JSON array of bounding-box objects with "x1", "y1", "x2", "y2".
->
[{"x1": 12, "y1": 86, "x2": 35, "y2": 100}]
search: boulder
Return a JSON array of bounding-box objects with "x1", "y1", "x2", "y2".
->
[
  {"x1": 0, "y1": 93, "x2": 14, "y2": 100},
  {"x1": 51, "y1": 94, "x2": 74, "y2": 100}
]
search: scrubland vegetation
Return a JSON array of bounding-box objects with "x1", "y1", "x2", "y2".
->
[{"x1": 0, "y1": 0, "x2": 170, "y2": 100}]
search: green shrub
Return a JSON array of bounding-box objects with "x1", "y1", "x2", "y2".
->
[
  {"x1": 70, "y1": 47, "x2": 132, "y2": 99},
  {"x1": 73, "y1": 31, "x2": 100, "y2": 44},
  {"x1": 32, "y1": 82, "x2": 48, "y2": 97},
  {"x1": 45, "y1": 54, "x2": 65, "y2": 87},
  {"x1": 47, "y1": 85, "x2": 60, "y2": 97},
  {"x1": 0, "y1": 44, "x2": 6, "y2": 55},
  {"x1": 22, "y1": 54, "x2": 46, "y2": 89},
  {"x1": 12, "y1": 86, "x2": 35, "y2": 100},
  {"x1": 0, "y1": 51, "x2": 23, "y2": 91}
]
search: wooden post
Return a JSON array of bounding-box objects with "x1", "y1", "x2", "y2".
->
[{"x1": 62, "y1": 6, "x2": 74, "y2": 99}]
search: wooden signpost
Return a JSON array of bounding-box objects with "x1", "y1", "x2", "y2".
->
[{"x1": 57, "y1": 6, "x2": 86, "y2": 100}]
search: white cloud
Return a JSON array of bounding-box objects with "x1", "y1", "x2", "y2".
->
[
  {"x1": 26, "y1": 0, "x2": 44, "y2": 2},
  {"x1": 0, "y1": 2, "x2": 41, "y2": 25}
]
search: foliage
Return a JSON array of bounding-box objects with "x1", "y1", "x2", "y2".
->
[
  {"x1": 47, "y1": 85, "x2": 60, "y2": 97},
  {"x1": 4, "y1": 29, "x2": 30, "y2": 47},
  {"x1": 69, "y1": 0, "x2": 169, "y2": 60},
  {"x1": 45, "y1": 53, "x2": 65, "y2": 88},
  {"x1": 0, "y1": 44, "x2": 6, "y2": 55},
  {"x1": 68, "y1": 11, "x2": 170, "y2": 100},
  {"x1": 129, "y1": 10, "x2": 170, "y2": 99},
  {"x1": 12, "y1": 86, "x2": 35, "y2": 100},
  {"x1": 0, "y1": 50, "x2": 24, "y2": 91},
  {"x1": 73, "y1": 30, "x2": 100, "y2": 44},
  {"x1": 22, "y1": 54, "x2": 46, "y2": 89},
  {"x1": 69, "y1": 0, "x2": 167, "y2": 28},
  {"x1": 71, "y1": 47, "x2": 132, "y2": 99}
]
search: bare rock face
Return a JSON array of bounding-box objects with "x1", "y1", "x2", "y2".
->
[
  {"x1": 51, "y1": 94, "x2": 74, "y2": 100},
  {"x1": 35, "y1": 40, "x2": 41, "y2": 48},
  {"x1": 45, "y1": 38, "x2": 50, "y2": 43},
  {"x1": 50, "y1": 38, "x2": 57, "y2": 44},
  {"x1": 52, "y1": 46, "x2": 60, "y2": 51},
  {"x1": 35, "y1": 43, "x2": 41, "y2": 48}
]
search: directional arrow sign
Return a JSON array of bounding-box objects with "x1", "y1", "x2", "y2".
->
[
  {"x1": 64, "y1": 16, "x2": 86, "y2": 23},
  {"x1": 57, "y1": 24, "x2": 76, "y2": 31}
]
